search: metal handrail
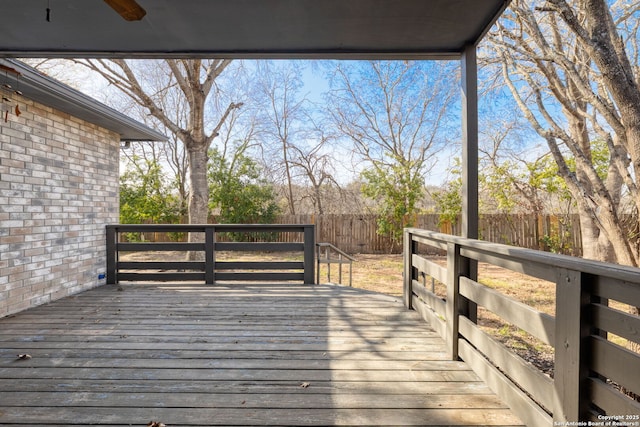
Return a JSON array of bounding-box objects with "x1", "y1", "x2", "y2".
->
[{"x1": 316, "y1": 242, "x2": 356, "y2": 286}]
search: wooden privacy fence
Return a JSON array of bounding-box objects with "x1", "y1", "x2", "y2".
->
[
  {"x1": 278, "y1": 214, "x2": 583, "y2": 255},
  {"x1": 106, "y1": 224, "x2": 316, "y2": 284},
  {"x1": 404, "y1": 228, "x2": 640, "y2": 426},
  {"x1": 129, "y1": 214, "x2": 584, "y2": 255}
]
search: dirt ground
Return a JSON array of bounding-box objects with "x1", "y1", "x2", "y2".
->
[{"x1": 320, "y1": 253, "x2": 405, "y2": 295}]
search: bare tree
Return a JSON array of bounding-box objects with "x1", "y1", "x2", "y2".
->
[
  {"x1": 486, "y1": 0, "x2": 640, "y2": 266},
  {"x1": 326, "y1": 60, "x2": 457, "y2": 246},
  {"x1": 287, "y1": 124, "x2": 342, "y2": 215},
  {"x1": 253, "y1": 61, "x2": 308, "y2": 215},
  {"x1": 72, "y1": 59, "x2": 242, "y2": 233}
]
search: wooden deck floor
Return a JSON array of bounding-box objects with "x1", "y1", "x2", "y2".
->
[{"x1": 0, "y1": 283, "x2": 524, "y2": 426}]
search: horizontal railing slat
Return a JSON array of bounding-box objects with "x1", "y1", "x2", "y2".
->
[
  {"x1": 593, "y1": 276, "x2": 640, "y2": 308},
  {"x1": 216, "y1": 261, "x2": 304, "y2": 270},
  {"x1": 460, "y1": 246, "x2": 556, "y2": 283},
  {"x1": 214, "y1": 272, "x2": 305, "y2": 282},
  {"x1": 587, "y1": 377, "x2": 640, "y2": 417},
  {"x1": 411, "y1": 282, "x2": 446, "y2": 317},
  {"x1": 118, "y1": 262, "x2": 205, "y2": 271},
  {"x1": 411, "y1": 254, "x2": 447, "y2": 284},
  {"x1": 591, "y1": 303, "x2": 640, "y2": 345},
  {"x1": 406, "y1": 228, "x2": 640, "y2": 284},
  {"x1": 112, "y1": 224, "x2": 310, "y2": 232},
  {"x1": 458, "y1": 339, "x2": 553, "y2": 427},
  {"x1": 117, "y1": 272, "x2": 206, "y2": 282},
  {"x1": 459, "y1": 276, "x2": 555, "y2": 346},
  {"x1": 215, "y1": 242, "x2": 304, "y2": 252},
  {"x1": 212, "y1": 224, "x2": 310, "y2": 232},
  {"x1": 112, "y1": 224, "x2": 208, "y2": 233},
  {"x1": 591, "y1": 336, "x2": 640, "y2": 396},
  {"x1": 118, "y1": 242, "x2": 205, "y2": 252},
  {"x1": 411, "y1": 294, "x2": 446, "y2": 340},
  {"x1": 411, "y1": 234, "x2": 448, "y2": 251},
  {"x1": 459, "y1": 316, "x2": 554, "y2": 412}
]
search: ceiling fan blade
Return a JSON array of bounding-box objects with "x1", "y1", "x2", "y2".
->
[{"x1": 103, "y1": 0, "x2": 146, "y2": 21}]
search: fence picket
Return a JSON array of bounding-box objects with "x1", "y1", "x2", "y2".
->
[
  {"x1": 275, "y1": 214, "x2": 583, "y2": 255},
  {"x1": 136, "y1": 214, "x2": 587, "y2": 255}
]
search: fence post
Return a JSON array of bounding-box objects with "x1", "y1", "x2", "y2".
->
[
  {"x1": 553, "y1": 268, "x2": 589, "y2": 423},
  {"x1": 403, "y1": 229, "x2": 415, "y2": 309},
  {"x1": 205, "y1": 227, "x2": 215, "y2": 285},
  {"x1": 303, "y1": 225, "x2": 315, "y2": 284},
  {"x1": 106, "y1": 225, "x2": 117, "y2": 285}
]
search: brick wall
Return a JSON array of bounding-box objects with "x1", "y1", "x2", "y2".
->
[{"x1": 0, "y1": 93, "x2": 119, "y2": 317}]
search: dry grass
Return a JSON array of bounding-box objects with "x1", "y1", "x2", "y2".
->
[{"x1": 321, "y1": 253, "x2": 404, "y2": 295}]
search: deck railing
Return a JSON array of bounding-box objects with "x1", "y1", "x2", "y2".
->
[
  {"x1": 106, "y1": 224, "x2": 315, "y2": 284},
  {"x1": 316, "y1": 242, "x2": 356, "y2": 286},
  {"x1": 404, "y1": 228, "x2": 640, "y2": 427}
]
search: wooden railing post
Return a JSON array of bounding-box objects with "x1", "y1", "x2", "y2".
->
[
  {"x1": 303, "y1": 225, "x2": 315, "y2": 284},
  {"x1": 465, "y1": 258, "x2": 478, "y2": 324},
  {"x1": 106, "y1": 225, "x2": 117, "y2": 285},
  {"x1": 403, "y1": 229, "x2": 415, "y2": 309},
  {"x1": 553, "y1": 268, "x2": 589, "y2": 423},
  {"x1": 316, "y1": 245, "x2": 320, "y2": 285},
  {"x1": 446, "y1": 242, "x2": 463, "y2": 360},
  {"x1": 205, "y1": 226, "x2": 215, "y2": 285}
]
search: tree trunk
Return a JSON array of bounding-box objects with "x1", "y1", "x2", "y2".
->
[
  {"x1": 577, "y1": 210, "x2": 599, "y2": 260},
  {"x1": 552, "y1": 0, "x2": 640, "y2": 265},
  {"x1": 188, "y1": 146, "x2": 210, "y2": 225},
  {"x1": 283, "y1": 141, "x2": 296, "y2": 215},
  {"x1": 187, "y1": 145, "x2": 209, "y2": 260},
  {"x1": 316, "y1": 186, "x2": 324, "y2": 215}
]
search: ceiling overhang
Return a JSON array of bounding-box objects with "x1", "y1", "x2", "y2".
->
[{"x1": 0, "y1": 0, "x2": 509, "y2": 59}]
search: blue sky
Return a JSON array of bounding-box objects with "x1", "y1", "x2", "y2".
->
[{"x1": 47, "y1": 58, "x2": 541, "y2": 187}]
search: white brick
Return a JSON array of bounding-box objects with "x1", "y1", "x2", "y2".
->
[{"x1": 0, "y1": 94, "x2": 119, "y2": 317}]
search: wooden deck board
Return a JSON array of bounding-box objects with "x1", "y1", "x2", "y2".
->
[{"x1": 0, "y1": 283, "x2": 524, "y2": 426}]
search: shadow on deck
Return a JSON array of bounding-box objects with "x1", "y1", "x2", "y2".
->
[{"x1": 0, "y1": 283, "x2": 523, "y2": 426}]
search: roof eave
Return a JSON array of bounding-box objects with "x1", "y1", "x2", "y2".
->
[{"x1": 0, "y1": 59, "x2": 167, "y2": 142}]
